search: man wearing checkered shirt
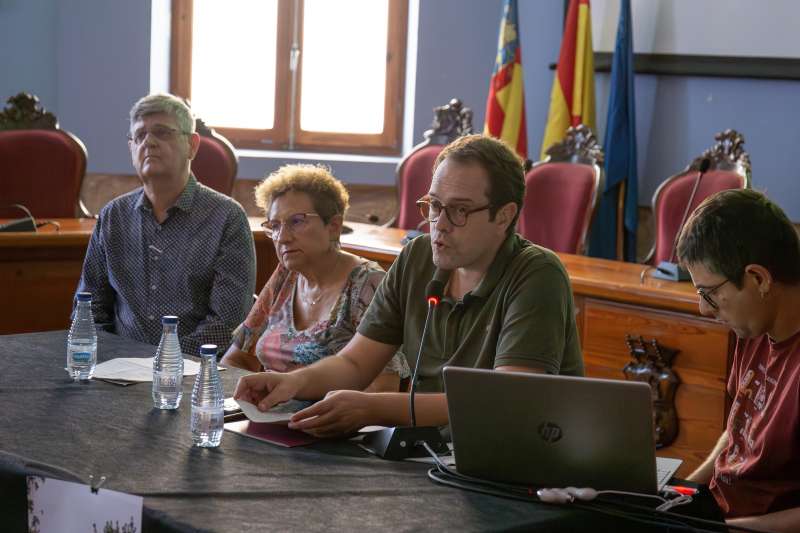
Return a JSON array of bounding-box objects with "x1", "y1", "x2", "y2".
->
[{"x1": 75, "y1": 93, "x2": 255, "y2": 355}]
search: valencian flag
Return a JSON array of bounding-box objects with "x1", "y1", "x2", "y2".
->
[
  {"x1": 484, "y1": 0, "x2": 527, "y2": 159},
  {"x1": 540, "y1": 0, "x2": 596, "y2": 159},
  {"x1": 588, "y1": 0, "x2": 638, "y2": 261}
]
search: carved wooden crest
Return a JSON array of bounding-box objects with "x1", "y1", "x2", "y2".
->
[
  {"x1": 195, "y1": 116, "x2": 214, "y2": 137},
  {"x1": 0, "y1": 93, "x2": 58, "y2": 130},
  {"x1": 544, "y1": 124, "x2": 604, "y2": 166},
  {"x1": 423, "y1": 98, "x2": 473, "y2": 145},
  {"x1": 623, "y1": 335, "x2": 680, "y2": 448},
  {"x1": 689, "y1": 128, "x2": 751, "y2": 180}
]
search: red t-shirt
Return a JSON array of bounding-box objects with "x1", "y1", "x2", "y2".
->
[{"x1": 710, "y1": 329, "x2": 800, "y2": 517}]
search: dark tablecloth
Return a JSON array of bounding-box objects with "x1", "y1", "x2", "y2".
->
[{"x1": 0, "y1": 330, "x2": 712, "y2": 532}]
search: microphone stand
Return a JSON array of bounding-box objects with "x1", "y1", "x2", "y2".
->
[
  {"x1": 361, "y1": 275, "x2": 449, "y2": 460},
  {"x1": 653, "y1": 158, "x2": 711, "y2": 281}
]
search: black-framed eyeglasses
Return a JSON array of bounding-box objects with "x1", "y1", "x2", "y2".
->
[
  {"x1": 416, "y1": 197, "x2": 493, "y2": 228},
  {"x1": 697, "y1": 279, "x2": 729, "y2": 310},
  {"x1": 128, "y1": 125, "x2": 189, "y2": 145},
  {"x1": 261, "y1": 212, "x2": 321, "y2": 240}
]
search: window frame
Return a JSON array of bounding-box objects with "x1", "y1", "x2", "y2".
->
[{"x1": 170, "y1": 0, "x2": 408, "y2": 155}]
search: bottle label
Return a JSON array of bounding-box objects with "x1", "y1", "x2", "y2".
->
[
  {"x1": 191, "y1": 406, "x2": 223, "y2": 433},
  {"x1": 154, "y1": 371, "x2": 180, "y2": 389},
  {"x1": 71, "y1": 352, "x2": 91, "y2": 363}
]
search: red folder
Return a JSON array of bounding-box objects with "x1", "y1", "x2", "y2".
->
[{"x1": 224, "y1": 420, "x2": 317, "y2": 448}]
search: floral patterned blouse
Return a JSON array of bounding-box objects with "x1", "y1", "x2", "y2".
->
[{"x1": 231, "y1": 260, "x2": 410, "y2": 377}]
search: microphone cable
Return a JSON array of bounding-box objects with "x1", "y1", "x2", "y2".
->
[{"x1": 420, "y1": 443, "x2": 774, "y2": 533}]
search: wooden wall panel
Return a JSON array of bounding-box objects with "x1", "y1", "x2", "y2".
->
[{"x1": 581, "y1": 299, "x2": 731, "y2": 476}]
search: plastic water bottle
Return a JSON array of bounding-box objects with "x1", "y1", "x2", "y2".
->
[
  {"x1": 152, "y1": 316, "x2": 184, "y2": 409},
  {"x1": 67, "y1": 292, "x2": 97, "y2": 381},
  {"x1": 191, "y1": 344, "x2": 224, "y2": 447}
]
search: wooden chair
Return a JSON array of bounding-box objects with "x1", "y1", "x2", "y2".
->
[
  {"x1": 191, "y1": 117, "x2": 238, "y2": 196},
  {"x1": 386, "y1": 98, "x2": 473, "y2": 230},
  {"x1": 0, "y1": 93, "x2": 90, "y2": 218},
  {"x1": 518, "y1": 124, "x2": 603, "y2": 255},
  {"x1": 645, "y1": 129, "x2": 751, "y2": 265}
]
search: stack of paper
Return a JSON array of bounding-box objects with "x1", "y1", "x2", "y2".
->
[{"x1": 93, "y1": 357, "x2": 209, "y2": 384}]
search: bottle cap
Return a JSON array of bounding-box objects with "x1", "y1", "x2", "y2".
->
[
  {"x1": 161, "y1": 315, "x2": 179, "y2": 325},
  {"x1": 199, "y1": 344, "x2": 218, "y2": 356},
  {"x1": 76, "y1": 292, "x2": 92, "y2": 301}
]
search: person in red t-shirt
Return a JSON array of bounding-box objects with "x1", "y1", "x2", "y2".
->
[{"x1": 677, "y1": 189, "x2": 800, "y2": 532}]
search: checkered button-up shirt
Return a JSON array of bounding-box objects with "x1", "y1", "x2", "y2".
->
[{"x1": 76, "y1": 175, "x2": 256, "y2": 355}]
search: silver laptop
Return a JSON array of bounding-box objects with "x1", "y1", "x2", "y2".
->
[{"x1": 443, "y1": 367, "x2": 681, "y2": 494}]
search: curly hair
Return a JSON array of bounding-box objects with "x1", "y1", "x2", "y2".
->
[{"x1": 255, "y1": 164, "x2": 349, "y2": 224}]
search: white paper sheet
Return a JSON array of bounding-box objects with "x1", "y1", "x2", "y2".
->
[
  {"x1": 93, "y1": 357, "x2": 202, "y2": 382},
  {"x1": 656, "y1": 456, "x2": 683, "y2": 490},
  {"x1": 27, "y1": 476, "x2": 143, "y2": 533},
  {"x1": 236, "y1": 399, "x2": 312, "y2": 423}
]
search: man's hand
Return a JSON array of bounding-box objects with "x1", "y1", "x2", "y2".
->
[
  {"x1": 233, "y1": 371, "x2": 303, "y2": 411},
  {"x1": 288, "y1": 390, "x2": 374, "y2": 438}
]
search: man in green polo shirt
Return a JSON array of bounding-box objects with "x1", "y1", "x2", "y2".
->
[{"x1": 234, "y1": 134, "x2": 583, "y2": 436}]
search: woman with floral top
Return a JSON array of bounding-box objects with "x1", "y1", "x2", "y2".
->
[{"x1": 221, "y1": 164, "x2": 409, "y2": 391}]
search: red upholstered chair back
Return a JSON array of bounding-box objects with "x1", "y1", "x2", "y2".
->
[
  {"x1": 0, "y1": 129, "x2": 88, "y2": 218},
  {"x1": 387, "y1": 98, "x2": 473, "y2": 229},
  {"x1": 191, "y1": 118, "x2": 238, "y2": 196},
  {"x1": 520, "y1": 162, "x2": 599, "y2": 254},
  {"x1": 0, "y1": 93, "x2": 89, "y2": 218},
  {"x1": 651, "y1": 170, "x2": 748, "y2": 265},
  {"x1": 647, "y1": 129, "x2": 751, "y2": 265},
  {"x1": 394, "y1": 144, "x2": 445, "y2": 230},
  {"x1": 518, "y1": 124, "x2": 603, "y2": 255}
]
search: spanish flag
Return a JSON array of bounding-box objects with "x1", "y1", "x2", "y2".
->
[
  {"x1": 484, "y1": 0, "x2": 527, "y2": 160},
  {"x1": 540, "y1": 0, "x2": 596, "y2": 159}
]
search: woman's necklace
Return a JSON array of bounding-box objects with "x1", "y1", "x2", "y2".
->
[
  {"x1": 307, "y1": 289, "x2": 324, "y2": 306},
  {"x1": 303, "y1": 252, "x2": 342, "y2": 306}
]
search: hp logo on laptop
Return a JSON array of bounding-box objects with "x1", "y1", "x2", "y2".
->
[{"x1": 538, "y1": 422, "x2": 562, "y2": 443}]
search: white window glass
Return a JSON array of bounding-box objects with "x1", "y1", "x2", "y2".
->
[
  {"x1": 300, "y1": 0, "x2": 389, "y2": 134},
  {"x1": 191, "y1": 0, "x2": 278, "y2": 129}
]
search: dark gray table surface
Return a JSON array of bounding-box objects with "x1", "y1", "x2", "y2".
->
[{"x1": 0, "y1": 330, "x2": 681, "y2": 532}]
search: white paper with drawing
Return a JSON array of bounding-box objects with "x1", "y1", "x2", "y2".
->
[{"x1": 27, "y1": 476, "x2": 142, "y2": 533}]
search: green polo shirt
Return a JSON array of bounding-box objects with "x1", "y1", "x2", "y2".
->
[{"x1": 357, "y1": 233, "x2": 583, "y2": 393}]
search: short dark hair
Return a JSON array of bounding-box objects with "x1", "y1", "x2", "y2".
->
[
  {"x1": 433, "y1": 134, "x2": 525, "y2": 235},
  {"x1": 677, "y1": 189, "x2": 800, "y2": 287}
]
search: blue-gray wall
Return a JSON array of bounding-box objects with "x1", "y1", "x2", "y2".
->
[
  {"x1": 1, "y1": 0, "x2": 798, "y2": 220},
  {"x1": 55, "y1": 0, "x2": 152, "y2": 174},
  {"x1": 0, "y1": 0, "x2": 57, "y2": 112}
]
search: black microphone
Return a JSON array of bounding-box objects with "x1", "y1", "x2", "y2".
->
[
  {"x1": 654, "y1": 158, "x2": 710, "y2": 282},
  {"x1": 409, "y1": 271, "x2": 448, "y2": 426},
  {"x1": 361, "y1": 269, "x2": 451, "y2": 460}
]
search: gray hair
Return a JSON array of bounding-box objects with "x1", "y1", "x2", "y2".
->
[{"x1": 129, "y1": 93, "x2": 195, "y2": 134}]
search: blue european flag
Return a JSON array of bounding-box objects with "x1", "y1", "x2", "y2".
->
[{"x1": 588, "y1": 0, "x2": 638, "y2": 261}]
